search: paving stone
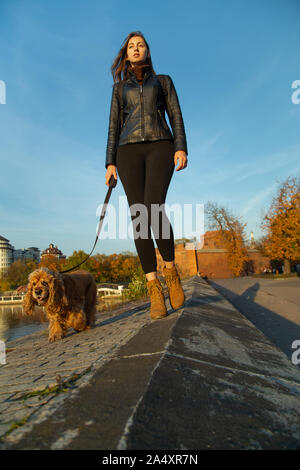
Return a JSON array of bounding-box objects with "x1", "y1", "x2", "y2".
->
[{"x1": 0, "y1": 293, "x2": 164, "y2": 443}]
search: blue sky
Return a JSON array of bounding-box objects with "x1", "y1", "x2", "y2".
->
[{"x1": 1, "y1": 0, "x2": 300, "y2": 257}]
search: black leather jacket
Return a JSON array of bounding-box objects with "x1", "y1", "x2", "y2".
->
[{"x1": 105, "y1": 68, "x2": 188, "y2": 168}]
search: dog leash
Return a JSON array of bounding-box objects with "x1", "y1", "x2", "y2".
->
[{"x1": 60, "y1": 175, "x2": 117, "y2": 274}]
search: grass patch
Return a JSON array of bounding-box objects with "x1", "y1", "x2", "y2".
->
[
  {"x1": 1, "y1": 369, "x2": 93, "y2": 440},
  {"x1": 13, "y1": 369, "x2": 91, "y2": 402},
  {"x1": 7, "y1": 416, "x2": 29, "y2": 433}
]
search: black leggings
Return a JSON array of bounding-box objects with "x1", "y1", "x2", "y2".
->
[{"x1": 116, "y1": 139, "x2": 175, "y2": 274}]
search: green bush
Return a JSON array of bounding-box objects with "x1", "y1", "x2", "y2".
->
[{"x1": 122, "y1": 265, "x2": 148, "y2": 299}]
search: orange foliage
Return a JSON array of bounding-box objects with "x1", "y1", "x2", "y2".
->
[
  {"x1": 38, "y1": 247, "x2": 142, "y2": 284},
  {"x1": 106, "y1": 253, "x2": 139, "y2": 282},
  {"x1": 215, "y1": 226, "x2": 249, "y2": 276},
  {"x1": 63, "y1": 251, "x2": 141, "y2": 284},
  {"x1": 261, "y1": 176, "x2": 300, "y2": 271},
  {"x1": 38, "y1": 255, "x2": 65, "y2": 271}
]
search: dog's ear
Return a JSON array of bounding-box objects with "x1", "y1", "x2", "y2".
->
[
  {"x1": 23, "y1": 282, "x2": 36, "y2": 315},
  {"x1": 47, "y1": 272, "x2": 66, "y2": 311}
]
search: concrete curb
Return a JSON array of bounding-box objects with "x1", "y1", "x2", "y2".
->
[{"x1": 118, "y1": 276, "x2": 300, "y2": 450}]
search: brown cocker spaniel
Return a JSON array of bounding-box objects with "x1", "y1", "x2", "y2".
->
[{"x1": 23, "y1": 267, "x2": 97, "y2": 342}]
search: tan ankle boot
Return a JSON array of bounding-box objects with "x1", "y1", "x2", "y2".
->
[
  {"x1": 146, "y1": 278, "x2": 167, "y2": 319},
  {"x1": 163, "y1": 265, "x2": 185, "y2": 309}
]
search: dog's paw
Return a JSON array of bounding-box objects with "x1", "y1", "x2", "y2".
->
[{"x1": 48, "y1": 332, "x2": 64, "y2": 342}]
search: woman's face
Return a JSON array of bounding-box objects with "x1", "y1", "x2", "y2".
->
[{"x1": 126, "y1": 36, "x2": 148, "y2": 65}]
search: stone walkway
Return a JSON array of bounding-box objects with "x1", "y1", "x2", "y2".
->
[
  {"x1": 0, "y1": 280, "x2": 193, "y2": 448},
  {"x1": 0, "y1": 297, "x2": 152, "y2": 441}
]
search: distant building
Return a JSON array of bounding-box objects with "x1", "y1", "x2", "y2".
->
[
  {"x1": 0, "y1": 235, "x2": 42, "y2": 277},
  {"x1": 0, "y1": 236, "x2": 14, "y2": 277},
  {"x1": 41, "y1": 243, "x2": 66, "y2": 260},
  {"x1": 250, "y1": 231, "x2": 255, "y2": 248},
  {"x1": 13, "y1": 247, "x2": 40, "y2": 263},
  {"x1": 156, "y1": 230, "x2": 271, "y2": 278}
]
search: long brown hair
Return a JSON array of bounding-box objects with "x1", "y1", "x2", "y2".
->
[{"x1": 111, "y1": 31, "x2": 156, "y2": 83}]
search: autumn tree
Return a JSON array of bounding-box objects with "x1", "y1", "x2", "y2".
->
[
  {"x1": 92, "y1": 253, "x2": 111, "y2": 283},
  {"x1": 52, "y1": 250, "x2": 142, "y2": 284},
  {"x1": 0, "y1": 277, "x2": 10, "y2": 293},
  {"x1": 58, "y1": 250, "x2": 95, "y2": 273},
  {"x1": 2, "y1": 259, "x2": 38, "y2": 290},
  {"x1": 91, "y1": 252, "x2": 136, "y2": 283},
  {"x1": 39, "y1": 254, "x2": 65, "y2": 271},
  {"x1": 206, "y1": 201, "x2": 249, "y2": 276},
  {"x1": 119, "y1": 255, "x2": 140, "y2": 280},
  {"x1": 261, "y1": 176, "x2": 300, "y2": 274},
  {"x1": 106, "y1": 252, "x2": 140, "y2": 283}
]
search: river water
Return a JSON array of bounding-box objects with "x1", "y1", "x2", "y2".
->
[
  {"x1": 0, "y1": 304, "x2": 48, "y2": 343},
  {"x1": 0, "y1": 298, "x2": 125, "y2": 344}
]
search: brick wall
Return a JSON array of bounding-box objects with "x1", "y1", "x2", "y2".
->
[{"x1": 155, "y1": 231, "x2": 271, "y2": 279}]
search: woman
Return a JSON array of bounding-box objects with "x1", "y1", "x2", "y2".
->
[{"x1": 105, "y1": 31, "x2": 188, "y2": 319}]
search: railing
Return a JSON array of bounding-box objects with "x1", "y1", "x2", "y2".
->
[
  {"x1": 97, "y1": 285, "x2": 125, "y2": 298},
  {"x1": 0, "y1": 294, "x2": 25, "y2": 304},
  {"x1": 0, "y1": 284, "x2": 126, "y2": 304}
]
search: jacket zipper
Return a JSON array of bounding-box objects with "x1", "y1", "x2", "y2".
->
[
  {"x1": 158, "y1": 108, "x2": 164, "y2": 124},
  {"x1": 140, "y1": 85, "x2": 145, "y2": 140}
]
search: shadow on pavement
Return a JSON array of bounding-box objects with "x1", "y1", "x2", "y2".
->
[{"x1": 208, "y1": 279, "x2": 300, "y2": 370}]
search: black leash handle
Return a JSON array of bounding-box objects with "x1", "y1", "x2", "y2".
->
[{"x1": 60, "y1": 175, "x2": 117, "y2": 274}]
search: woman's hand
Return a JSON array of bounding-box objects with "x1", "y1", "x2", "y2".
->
[
  {"x1": 174, "y1": 150, "x2": 188, "y2": 171},
  {"x1": 105, "y1": 164, "x2": 118, "y2": 187}
]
